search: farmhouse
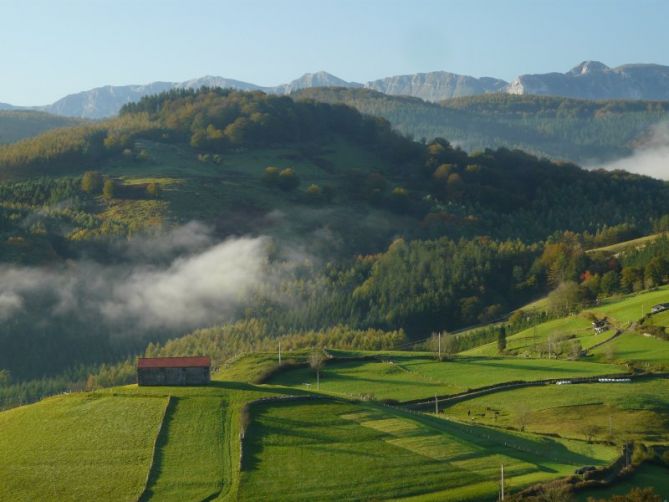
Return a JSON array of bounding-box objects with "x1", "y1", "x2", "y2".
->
[
  {"x1": 137, "y1": 356, "x2": 211, "y2": 386},
  {"x1": 591, "y1": 318, "x2": 608, "y2": 334},
  {"x1": 651, "y1": 303, "x2": 669, "y2": 314}
]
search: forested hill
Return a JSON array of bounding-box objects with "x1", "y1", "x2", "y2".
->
[
  {"x1": 2, "y1": 88, "x2": 669, "y2": 402},
  {"x1": 1, "y1": 88, "x2": 668, "y2": 249},
  {"x1": 0, "y1": 110, "x2": 83, "y2": 144},
  {"x1": 294, "y1": 87, "x2": 669, "y2": 163}
]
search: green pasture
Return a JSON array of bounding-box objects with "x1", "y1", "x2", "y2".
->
[
  {"x1": 266, "y1": 354, "x2": 624, "y2": 402},
  {"x1": 591, "y1": 286, "x2": 669, "y2": 324},
  {"x1": 590, "y1": 332, "x2": 669, "y2": 370},
  {"x1": 141, "y1": 396, "x2": 226, "y2": 501},
  {"x1": 442, "y1": 378, "x2": 669, "y2": 443},
  {"x1": 0, "y1": 394, "x2": 167, "y2": 501},
  {"x1": 463, "y1": 315, "x2": 607, "y2": 357},
  {"x1": 646, "y1": 308, "x2": 669, "y2": 328},
  {"x1": 238, "y1": 398, "x2": 616, "y2": 501}
]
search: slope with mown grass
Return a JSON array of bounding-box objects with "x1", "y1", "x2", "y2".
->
[
  {"x1": 0, "y1": 345, "x2": 660, "y2": 501},
  {"x1": 238, "y1": 398, "x2": 617, "y2": 501},
  {"x1": 464, "y1": 286, "x2": 669, "y2": 360},
  {"x1": 441, "y1": 378, "x2": 669, "y2": 444},
  {"x1": 0, "y1": 393, "x2": 168, "y2": 501},
  {"x1": 590, "y1": 332, "x2": 669, "y2": 370},
  {"x1": 265, "y1": 353, "x2": 625, "y2": 402}
]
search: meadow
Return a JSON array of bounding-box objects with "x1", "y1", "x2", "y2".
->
[
  {"x1": 590, "y1": 332, "x2": 669, "y2": 370},
  {"x1": 0, "y1": 346, "x2": 660, "y2": 501},
  {"x1": 590, "y1": 287, "x2": 669, "y2": 324},
  {"x1": 465, "y1": 287, "x2": 669, "y2": 363},
  {"x1": 463, "y1": 315, "x2": 604, "y2": 357},
  {"x1": 2, "y1": 283, "x2": 668, "y2": 501},
  {"x1": 238, "y1": 398, "x2": 616, "y2": 501},
  {"x1": 266, "y1": 353, "x2": 625, "y2": 402},
  {"x1": 441, "y1": 378, "x2": 669, "y2": 443},
  {"x1": 0, "y1": 394, "x2": 167, "y2": 501}
]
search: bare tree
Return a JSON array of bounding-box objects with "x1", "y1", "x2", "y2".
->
[
  {"x1": 583, "y1": 424, "x2": 603, "y2": 443},
  {"x1": 309, "y1": 350, "x2": 325, "y2": 390},
  {"x1": 516, "y1": 405, "x2": 532, "y2": 432}
]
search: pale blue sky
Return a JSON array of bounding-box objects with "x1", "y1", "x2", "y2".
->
[{"x1": 1, "y1": 0, "x2": 667, "y2": 105}]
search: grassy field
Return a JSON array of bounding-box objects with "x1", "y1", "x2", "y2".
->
[
  {"x1": 645, "y1": 308, "x2": 669, "y2": 328},
  {"x1": 442, "y1": 378, "x2": 669, "y2": 444},
  {"x1": 109, "y1": 381, "x2": 299, "y2": 501},
  {"x1": 586, "y1": 233, "x2": 664, "y2": 255},
  {"x1": 238, "y1": 398, "x2": 617, "y2": 501},
  {"x1": 0, "y1": 394, "x2": 168, "y2": 501},
  {"x1": 464, "y1": 288, "x2": 669, "y2": 365},
  {"x1": 590, "y1": 332, "x2": 669, "y2": 370},
  {"x1": 590, "y1": 287, "x2": 669, "y2": 324},
  {"x1": 266, "y1": 354, "x2": 625, "y2": 402},
  {"x1": 0, "y1": 340, "x2": 662, "y2": 501},
  {"x1": 463, "y1": 315, "x2": 606, "y2": 357},
  {"x1": 141, "y1": 396, "x2": 226, "y2": 501}
]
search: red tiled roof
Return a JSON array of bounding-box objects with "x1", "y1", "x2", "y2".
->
[{"x1": 137, "y1": 356, "x2": 211, "y2": 369}]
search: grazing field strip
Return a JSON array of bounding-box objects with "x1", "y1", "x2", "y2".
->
[
  {"x1": 406, "y1": 371, "x2": 653, "y2": 410},
  {"x1": 267, "y1": 354, "x2": 625, "y2": 403},
  {"x1": 138, "y1": 395, "x2": 174, "y2": 501},
  {"x1": 140, "y1": 396, "x2": 226, "y2": 501},
  {"x1": 0, "y1": 394, "x2": 167, "y2": 502}
]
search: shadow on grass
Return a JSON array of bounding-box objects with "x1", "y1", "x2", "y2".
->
[
  {"x1": 139, "y1": 396, "x2": 179, "y2": 502},
  {"x1": 403, "y1": 409, "x2": 608, "y2": 467}
]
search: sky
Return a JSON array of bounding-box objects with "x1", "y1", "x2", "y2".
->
[{"x1": 1, "y1": 0, "x2": 668, "y2": 106}]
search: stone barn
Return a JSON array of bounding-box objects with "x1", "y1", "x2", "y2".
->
[{"x1": 137, "y1": 356, "x2": 211, "y2": 386}]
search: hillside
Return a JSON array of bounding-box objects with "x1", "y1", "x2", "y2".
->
[
  {"x1": 0, "y1": 348, "x2": 631, "y2": 501},
  {"x1": 3, "y1": 89, "x2": 669, "y2": 390},
  {"x1": 3, "y1": 295, "x2": 669, "y2": 501},
  {"x1": 3, "y1": 226, "x2": 669, "y2": 500},
  {"x1": 295, "y1": 88, "x2": 669, "y2": 162},
  {"x1": 0, "y1": 110, "x2": 83, "y2": 144}
]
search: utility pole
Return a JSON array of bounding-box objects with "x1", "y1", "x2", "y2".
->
[
  {"x1": 438, "y1": 332, "x2": 441, "y2": 360},
  {"x1": 278, "y1": 341, "x2": 282, "y2": 365},
  {"x1": 500, "y1": 464, "x2": 505, "y2": 501}
]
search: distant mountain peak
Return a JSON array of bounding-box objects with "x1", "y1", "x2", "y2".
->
[
  {"x1": 568, "y1": 61, "x2": 610, "y2": 75},
  {"x1": 7, "y1": 61, "x2": 669, "y2": 119},
  {"x1": 276, "y1": 72, "x2": 362, "y2": 93},
  {"x1": 366, "y1": 71, "x2": 508, "y2": 101},
  {"x1": 508, "y1": 61, "x2": 669, "y2": 100}
]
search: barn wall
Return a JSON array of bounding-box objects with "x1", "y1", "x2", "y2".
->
[{"x1": 137, "y1": 367, "x2": 210, "y2": 386}]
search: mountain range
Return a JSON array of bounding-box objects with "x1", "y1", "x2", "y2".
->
[{"x1": 3, "y1": 61, "x2": 669, "y2": 118}]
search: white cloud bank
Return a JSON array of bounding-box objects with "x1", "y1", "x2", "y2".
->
[
  {"x1": 0, "y1": 224, "x2": 273, "y2": 331},
  {"x1": 597, "y1": 122, "x2": 669, "y2": 180}
]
